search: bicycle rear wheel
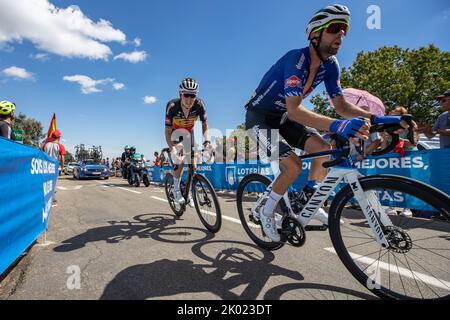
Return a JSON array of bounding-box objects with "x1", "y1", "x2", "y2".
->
[
  {"x1": 236, "y1": 174, "x2": 285, "y2": 251},
  {"x1": 192, "y1": 174, "x2": 222, "y2": 233},
  {"x1": 164, "y1": 172, "x2": 185, "y2": 217},
  {"x1": 329, "y1": 175, "x2": 450, "y2": 300}
]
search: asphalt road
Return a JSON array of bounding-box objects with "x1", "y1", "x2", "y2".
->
[{"x1": 1, "y1": 175, "x2": 447, "y2": 300}]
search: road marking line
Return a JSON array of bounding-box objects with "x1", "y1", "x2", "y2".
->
[
  {"x1": 57, "y1": 187, "x2": 68, "y2": 190},
  {"x1": 324, "y1": 247, "x2": 450, "y2": 291},
  {"x1": 94, "y1": 180, "x2": 142, "y2": 194},
  {"x1": 150, "y1": 196, "x2": 259, "y2": 228},
  {"x1": 116, "y1": 187, "x2": 142, "y2": 194},
  {"x1": 151, "y1": 196, "x2": 168, "y2": 202}
]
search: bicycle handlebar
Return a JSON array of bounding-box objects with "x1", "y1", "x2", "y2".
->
[
  {"x1": 323, "y1": 115, "x2": 415, "y2": 168},
  {"x1": 323, "y1": 135, "x2": 351, "y2": 169},
  {"x1": 369, "y1": 115, "x2": 415, "y2": 157}
]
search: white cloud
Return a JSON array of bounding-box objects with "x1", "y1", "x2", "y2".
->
[
  {"x1": 114, "y1": 50, "x2": 148, "y2": 63},
  {"x1": 0, "y1": 0, "x2": 126, "y2": 60},
  {"x1": 144, "y1": 96, "x2": 157, "y2": 104},
  {"x1": 30, "y1": 53, "x2": 50, "y2": 61},
  {"x1": 113, "y1": 82, "x2": 125, "y2": 90},
  {"x1": 133, "y1": 37, "x2": 141, "y2": 47},
  {"x1": 2, "y1": 66, "x2": 35, "y2": 80},
  {"x1": 63, "y1": 75, "x2": 114, "y2": 94}
]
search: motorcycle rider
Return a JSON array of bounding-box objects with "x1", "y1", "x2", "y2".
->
[{"x1": 121, "y1": 145, "x2": 131, "y2": 179}]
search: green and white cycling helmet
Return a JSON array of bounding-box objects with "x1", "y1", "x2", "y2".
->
[
  {"x1": 305, "y1": 4, "x2": 351, "y2": 40},
  {"x1": 0, "y1": 100, "x2": 16, "y2": 115}
]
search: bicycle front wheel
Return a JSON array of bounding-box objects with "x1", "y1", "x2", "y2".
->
[
  {"x1": 329, "y1": 175, "x2": 450, "y2": 300},
  {"x1": 192, "y1": 174, "x2": 222, "y2": 233},
  {"x1": 164, "y1": 172, "x2": 185, "y2": 217}
]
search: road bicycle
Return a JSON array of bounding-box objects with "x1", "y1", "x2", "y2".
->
[
  {"x1": 236, "y1": 122, "x2": 450, "y2": 300},
  {"x1": 162, "y1": 139, "x2": 222, "y2": 233}
]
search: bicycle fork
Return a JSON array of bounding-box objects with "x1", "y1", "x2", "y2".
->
[{"x1": 346, "y1": 172, "x2": 392, "y2": 249}]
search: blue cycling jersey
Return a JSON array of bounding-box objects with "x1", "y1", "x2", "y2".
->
[{"x1": 246, "y1": 47, "x2": 344, "y2": 116}]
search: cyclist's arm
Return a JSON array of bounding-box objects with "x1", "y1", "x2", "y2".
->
[
  {"x1": 286, "y1": 96, "x2": 335, "y2": 131},
  {"x1": 331, "y1": 96, "x2": 373, "y2": 119},
  {"x1": 202, "y1": 121, "x2": 210, "y2": 145},
  {"x1": 165, "y1": 127, "x2": 175, "y2": 149}
]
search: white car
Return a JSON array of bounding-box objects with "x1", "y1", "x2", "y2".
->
[{"x1": 64, "y1": 162, "x2": 79, "y2": 175}]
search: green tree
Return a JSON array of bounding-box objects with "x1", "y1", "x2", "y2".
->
[
  {"x1": 65, "y1": 151, "x2": 75, "y2": 164},
  {"x1": 311, "y1": 45, "x2": 450, "y2": 124},
  {"x1": 12, "y1": 113, "x2": 45, "y2": 147}
]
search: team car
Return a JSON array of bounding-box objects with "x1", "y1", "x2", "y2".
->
[{"x1": 73, "y1": 160, "x2": 109, "y2": 180}]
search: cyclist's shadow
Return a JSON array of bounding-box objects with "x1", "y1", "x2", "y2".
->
[
  {"x1": 100, "y1": 240, "x2": 304, "y2": 300},
  {"x1": 53, "y1": 213, "x2": 184, "y2": 252}
]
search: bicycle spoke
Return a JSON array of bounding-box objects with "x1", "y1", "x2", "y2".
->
[
  {"x1": 346, "y1": 239, "x2": 378, "y2": 250},
  {"x1": 392, "y1": 252, "x2": 441, "y2": 298},
  {"x1": 411, "y1": 243, "x2": 450, "y2": 261},
  {"x1": 392, "y1": 253, "x2": 407, "y2": 297}
]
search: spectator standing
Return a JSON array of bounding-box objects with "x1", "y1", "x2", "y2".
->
[
  {"x1": 43, "y1": 130, "x2": 66, "y2": 203},
  {"x1": 0, "y1": 100, "x2": 16, "y2": 141},
  {"x1": 214, "y1": 137, "x2": 224, "y2": 163},
  {"x1": 153, "y1": 152, "x2": 162, "y2": 167},
  {"x1": 420, "y1": 90, "x2": 450, "y2": 149}
]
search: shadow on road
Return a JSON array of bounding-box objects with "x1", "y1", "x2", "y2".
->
[
  {"x1": 53, "y1": 213, "x2": 214, "y2": 252},
  {"x1": 100, "y1": 239, "x2": 374, "y2": 300},
  {"x1": 100, "y1": 240, "x2": 302, "y2": 300}
]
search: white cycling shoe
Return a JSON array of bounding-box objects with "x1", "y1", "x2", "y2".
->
[
  {"x1": 173, "y1": 190, "x2": 186, "y2": 205},
  {"x1": 260, "y1": 214, "x2": 281, "y2": 242},
  {"x1": 187, "y1": 195, "x2": 195, "y2": 208}
]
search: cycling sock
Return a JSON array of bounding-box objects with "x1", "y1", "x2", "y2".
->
[
  {"x1": 263, "y1": 191, "x2": 283, "y2": 218},
  {"x1": 173, "y1": 177, "x2": 180, "y2": 192}
]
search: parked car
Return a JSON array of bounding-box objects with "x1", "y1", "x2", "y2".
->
[
  {"x1": 73, "y1": 160, "x2": 109, "y2": 180},
  {"x1": 64, "y1": 162, "x2": 79, "y2": 175}
]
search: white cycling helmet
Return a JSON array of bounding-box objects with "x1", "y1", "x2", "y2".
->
[
  {"x1": 305, "y1": 4, "x2": 351, "y2": 40},
  {"x1": 179, "y1": 77, "x2": 199, "y2": 93}
]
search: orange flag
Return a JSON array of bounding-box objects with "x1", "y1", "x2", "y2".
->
[
  {"x1": 42, "y1": 113, "x2": 57, "y2": 150},
  {"x1": 47, "y1": 113, "x2": 57, "y2": 139}
]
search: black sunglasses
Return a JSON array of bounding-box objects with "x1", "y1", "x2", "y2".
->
[{"x1": 182, "y1": 93, "x2": 197, "y2": 99}]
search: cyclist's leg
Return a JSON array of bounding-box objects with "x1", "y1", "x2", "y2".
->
[
  {"x1": 303, "y1": 135, "x2": 331, "y2": 183},
  {"x1": 173, "y1": 143, "x2": 185, "y2": 189},
  {"x1": 246, "y1": 110, "x2": 302, "y2": 241},
  {"x1": 280, "y1": 118, "x2": 333, "y2": 224}
]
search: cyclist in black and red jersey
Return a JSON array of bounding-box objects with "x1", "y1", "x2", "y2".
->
[{"x1": 165, "y1": 78, "x2": 211, "y2": 205}]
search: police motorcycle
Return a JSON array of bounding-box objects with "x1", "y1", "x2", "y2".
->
[{"x1": 127, "y1": 152, "x2": 151, "y2": 188}]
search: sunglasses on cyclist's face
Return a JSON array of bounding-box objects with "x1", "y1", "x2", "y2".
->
[
  {"x1": 182, "y1": 93, "x2": 197, "y2": 99},
  {"x1": 315, "y1": 21, "x2": 349, "y2": 36}
]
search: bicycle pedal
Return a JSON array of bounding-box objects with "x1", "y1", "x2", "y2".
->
[{"x1": 305, "y1": 225, "x2": 328, "y2": 231}]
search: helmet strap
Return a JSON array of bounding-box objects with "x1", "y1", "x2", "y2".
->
[{"x1": 311, "y1": 30, "x2": 327, "y2": 64}]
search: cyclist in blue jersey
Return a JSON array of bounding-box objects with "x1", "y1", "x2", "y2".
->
[{"x1": 245, "y1": 4, "x2": 411, "y2": 241}]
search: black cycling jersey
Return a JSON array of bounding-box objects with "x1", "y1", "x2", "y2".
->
[
  {"x1": 165, "y1": 98, "x2": 207, "y2": 132},
  {"x1": 0, "y1": 120, "x2": 15, "y2": 140}
]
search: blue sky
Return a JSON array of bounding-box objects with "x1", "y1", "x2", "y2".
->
[{"x1": 1, "y1": 0, "x2": 449, "y2": 160}]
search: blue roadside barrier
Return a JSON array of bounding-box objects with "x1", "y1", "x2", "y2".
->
[
  {"x1": 0, "y1": 138, "x2": 58, "y2": 276},
  {"x1": 147, "y1": 148, "x2": 450, "y2": 210}
]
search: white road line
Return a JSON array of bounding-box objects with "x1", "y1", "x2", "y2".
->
[
  {"x1": 94, "y1": 180, "x2": 142, "y2": 194},
  {"x1": 116, "y1": 187, "x2": 142, "y2": 194},
  {"x1": 151, "y1": 196, "x2": 168, "y2": 202},
  {"x1": 150, "y1": 196, "x2": 259, "y2": 228},
  {"x1": 57, "y1": 187, "x2": 68, "y2": 191},
  {"x1": 324, "y1": 247, "x2": 450, "y2": 291}
]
